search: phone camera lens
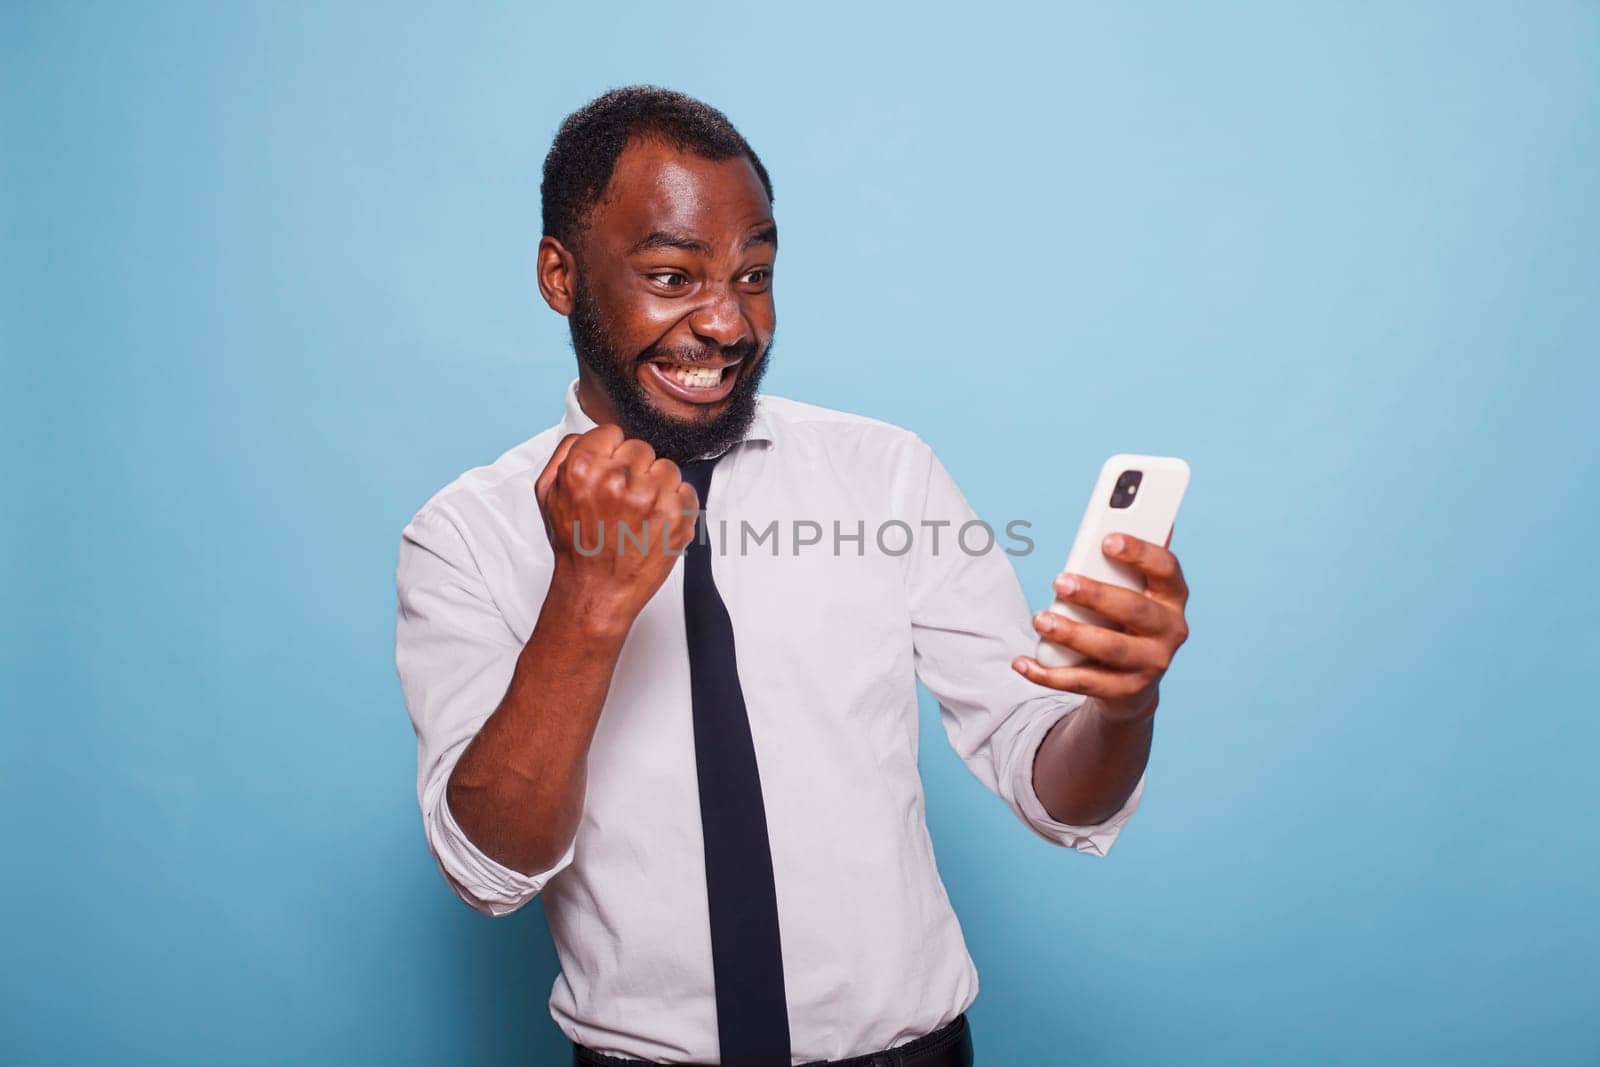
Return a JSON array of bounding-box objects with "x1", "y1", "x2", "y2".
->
[{"x1": 1110, "y1": 470, "x2": 1143, "y2": 509}]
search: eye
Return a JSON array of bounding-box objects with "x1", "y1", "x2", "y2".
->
[
  {"x1": 648, "y1": 271, "x2": 690, "y2": 289},
  {"x1": 741, "y1": 268, "x2": 771, "y2": 286}
]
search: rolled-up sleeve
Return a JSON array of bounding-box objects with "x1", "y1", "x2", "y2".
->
[
  {"x1": 901, "y1": 436, "x2": 1145, "y2": 856},
  {"x1": 395, "y1": 506, "x2": 575, "y2": 915},
  {"x1": 1005, "y1": 699, "x2": 1145, "y2": 854}
]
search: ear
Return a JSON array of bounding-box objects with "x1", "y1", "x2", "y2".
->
[{"x1": 536, "y1": 235, "x2": 578, "y2": 316}]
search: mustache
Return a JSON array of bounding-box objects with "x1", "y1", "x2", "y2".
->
[{"x1": 639, "y1": 336, "x2": 760, "y2": 366}]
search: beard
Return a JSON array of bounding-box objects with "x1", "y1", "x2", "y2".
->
[{"x1": 567, "y1": 274, "x2": 772, "y2": 465}]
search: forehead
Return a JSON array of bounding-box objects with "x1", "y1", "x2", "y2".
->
[{"x1": 584, "y1": 138, "x2": 771, "y2": 254}]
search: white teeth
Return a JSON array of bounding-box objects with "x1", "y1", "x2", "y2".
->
[{"x1": 671, "y1": 365, "x2": 723, "y2": 388}]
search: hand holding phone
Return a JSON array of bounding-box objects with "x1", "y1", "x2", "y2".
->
[{"x1": 1035, "y1": 454, "x2": 1190, "y2": 670}]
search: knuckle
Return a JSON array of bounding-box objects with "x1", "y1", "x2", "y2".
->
[
  {"x1": 617, "y1": 439, "x2": 655, "y2": 463},
  {"x1": 584, "y1": 425, "x2": 623, "y2": 454}
]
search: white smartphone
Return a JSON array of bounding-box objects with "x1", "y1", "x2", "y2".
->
[{"x1": 1035, "y1": 453, "x2": 1191, "y2": 669}]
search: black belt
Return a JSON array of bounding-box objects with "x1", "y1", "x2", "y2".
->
[{"x1": 572, "y1": 1011, "x2": 973, "y2": 1067}]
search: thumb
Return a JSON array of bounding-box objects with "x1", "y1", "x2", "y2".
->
[{"x1": 535, "y1": 434, "x2": 582, "y2": 512}]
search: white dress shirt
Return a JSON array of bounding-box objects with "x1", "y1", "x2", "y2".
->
[{"x1": 394, "y1": 379, "x2": 1144, "y2": 1064}]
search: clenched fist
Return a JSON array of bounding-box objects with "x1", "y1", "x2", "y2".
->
[{"x1": 534, "y1": 424, "x2": 701, "y2": 632}]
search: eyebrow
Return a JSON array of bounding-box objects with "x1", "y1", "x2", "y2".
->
[
  {"x1": 628, "y1": 230, "x2": 710, "y2": 256},
  {"x1": 743, "y1": 223, "x2": 778, "y2": 251},
  {"x1": 626, "y1": 224, "x2": 778, "y2": 256}
]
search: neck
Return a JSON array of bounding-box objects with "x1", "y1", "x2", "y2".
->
[{"x1": 574, "y1": 364, "x2": 622, "y2": 427}]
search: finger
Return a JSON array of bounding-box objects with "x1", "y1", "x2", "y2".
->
[
  {"x1": 668, "y1": 480, "x2": 703, "y2": 549},
  {"x1": 646, "y1": 455, "x2": 683, "y2": 489},
  {"x1": 571, "y1": 423, "x2": 626, "y2": 460},
  {"x1": 622, "y1": 478, "x2": 659, "y2": 515},
  {"x1": 1051, "y1": 572, "x2": 1171, "y2": 636},
  {"x1": 1010, "y1": 656, "x2": 1150, "y2": 701},
  {"x1": 1101, "y1": 531, "x2": 1188, "y2": 604},
  {"x1": 1031, "y1": 611, "x2": 1164, "y2": 671},
  {"x1": 613, "y1": 437, "x2": 657, "y2": 477},
  {"x1": 536, "y1": 434, "x2": 582, "y2": 509},
  {"x1": 648, "y1": 458, "x2": 689, "y2": 526},
  {"x1": 596, "y1": 463, "x2": 631, "y2": 499}
]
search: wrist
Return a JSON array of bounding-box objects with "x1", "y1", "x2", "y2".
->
[
  {"x1": 1085, "y1": 691, "x2": 1159, "y2": 731},
  {"x1": 543, "y1": 567, "x2": 639, "y2": 643}
]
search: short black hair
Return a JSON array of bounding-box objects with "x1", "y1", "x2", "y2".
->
[{"x1": 541, "y1": 85, "x2": 774, "y2": 248}]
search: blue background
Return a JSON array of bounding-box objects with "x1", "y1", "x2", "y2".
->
[{"x1": 4, "y1": 3, "x2": 1597, "y2": 1064}]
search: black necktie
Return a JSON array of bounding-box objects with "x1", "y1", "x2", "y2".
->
[{"x1": 679, "y1": 456, "x2": 791, "y2": 1066}]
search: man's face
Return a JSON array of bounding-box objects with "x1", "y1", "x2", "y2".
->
[{"x1": 563, "y1": 138, "x2": 777, "y2": 463}]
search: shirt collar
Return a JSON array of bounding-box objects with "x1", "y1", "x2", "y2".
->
[{"x1": 556, "y1": 377, "x2": 777, "y2": 458}]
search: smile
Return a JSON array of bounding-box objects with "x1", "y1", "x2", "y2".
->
[{"x1": 642, "y1": 358, "x2": 743, "y2": 405}]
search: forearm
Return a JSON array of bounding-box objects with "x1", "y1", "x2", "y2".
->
[
  {"x1": 446, "y1": 573, "x2": 632, "y2": 875},
  {"x1": 1031, "y1": 695, "x2": 1154, "y2": 827}
]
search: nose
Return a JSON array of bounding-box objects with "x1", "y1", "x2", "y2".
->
[{"x1": 685, "y1": 284, "x2": 750, "y2": 350}]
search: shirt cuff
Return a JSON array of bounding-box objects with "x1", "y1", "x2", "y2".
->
[
  {"x1": 428, "y1": 787, "x2": 576, "y2": 917},
  {"x1": 1011, "y1": 700, "x2": 1146, "y2": 856}
]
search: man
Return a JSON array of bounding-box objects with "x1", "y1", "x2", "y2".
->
[{"x1": 395, "y1": 86, "x2": 1190, "y2": 1067}]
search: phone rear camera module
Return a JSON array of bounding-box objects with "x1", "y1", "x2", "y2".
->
[{"x1": 1110, "y1": 470, "x2": 1143, "y2": 509}]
